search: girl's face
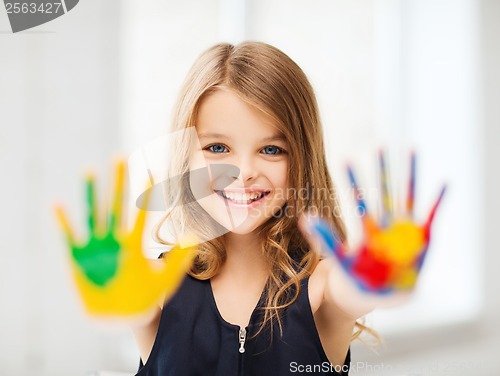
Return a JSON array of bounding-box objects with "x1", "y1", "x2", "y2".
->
[{"x1": 189, "y1": 89, "x2": 290, "y2": 236}]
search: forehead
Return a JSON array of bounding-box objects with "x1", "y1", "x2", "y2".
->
[{"x1": 195, "y1": 89, "x2": 285, "y2": 142}]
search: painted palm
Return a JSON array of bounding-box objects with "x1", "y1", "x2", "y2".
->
[
  {"x1": 55, "y1": 160, "x2": 197, "y2": 316},
  {"x1": 310, "y1": 152, "x2": 446, "y2": 294}
]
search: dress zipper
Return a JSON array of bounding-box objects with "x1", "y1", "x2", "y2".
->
[{"x1": 238, "y1": 327, "x2": 247, "y2": 353}]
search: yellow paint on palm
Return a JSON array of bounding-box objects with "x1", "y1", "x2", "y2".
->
[
  {"x1": 55, "y1": 159, "x2": 198, "y2": 317},
  {"x1": 392, "y1": 267, "x2": 418, "y2": 289},
  {"x1": 72, "y1": 235, "x2": 197, "y2": 316},
  {"x1": 369, "y1": 220, "x2": 426, "y2": 265}
]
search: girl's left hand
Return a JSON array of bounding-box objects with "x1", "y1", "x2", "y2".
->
[{"x1": 299, "y1": 152, "x2": 446, "y2": 317}]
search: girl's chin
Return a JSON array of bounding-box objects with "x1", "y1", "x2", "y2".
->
[
  {"x1": 201, "y1": 208, "x2": 268, "y2": 235},
  {"x1": 215, "y1": 216, "x2": 266, "y2": 235}
]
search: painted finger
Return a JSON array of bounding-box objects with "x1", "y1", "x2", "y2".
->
[
  {"x1": 109, "y1": 159, "x2": 125, "y2": 232},
  {"x1": 86, "y1": 173, "x2": 98, "y2": 234},
  {"x1": 157, "y1": 240, "x2": 197, "y2": 301},
  {"x1": 347, "y1": 164, "x2": 368, "y2": 217},
  {"x1": 378, "y1": 149, "x2": 393, "y2": 226},
  {"x1": 423, "y1": 184, "x2": 447, "y2": 238},
  {"x1": 308, "y1": 217, "x2": 347, "y2": 265},
  {"x1": 54, "y1": 204, "x2": 76, "y2": 246},
  {"x1": 406, "y1": 152, "x2": 416, "y2": 219}
]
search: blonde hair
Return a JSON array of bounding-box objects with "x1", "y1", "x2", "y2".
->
[{"x1": 154, "y1": 41, "x2": 371, "y2": 343}]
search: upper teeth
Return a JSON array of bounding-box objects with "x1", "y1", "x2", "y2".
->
[{"x1": 220, "y1": 191, "x2": 265, "y2": 201}]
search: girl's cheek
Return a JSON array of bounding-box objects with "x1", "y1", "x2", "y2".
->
[
  {"x1": 269, "y1": 160, "x2": 288, "y2": 182},
  {"x1": 188, "y1": 150, "x2": 208, "y2": 170}
]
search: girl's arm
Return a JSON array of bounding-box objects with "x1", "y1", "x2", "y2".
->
[
  {"x1": 310, "y1": 259, "x2": 357, "y2": 369},
  {"x1": 130, "y1": 305, "x2": 162, "y2": 365},
  {"x1": 129, "y1": 258, "x2": 168, "y2": 365}
]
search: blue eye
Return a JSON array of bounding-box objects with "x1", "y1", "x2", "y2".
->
[
  {"x1": 261, "y1": 145, "x2": 285, "y2": 155},
  {"x1": 205, "y1": 144, "x2": 228, "y2": 153}
]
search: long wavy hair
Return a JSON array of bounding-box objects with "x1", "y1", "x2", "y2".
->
[{"x1": 154, "y1": 41, "x2": 371, "y2": 342}]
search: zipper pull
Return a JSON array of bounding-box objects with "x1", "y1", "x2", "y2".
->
[{"x1": 238, "y1": 327, "x2": 247, "y2": 353}]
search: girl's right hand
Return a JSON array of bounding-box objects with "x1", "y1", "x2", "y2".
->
[{"x1": 54, "y1": 159, "x2": 197, "y2": 319}]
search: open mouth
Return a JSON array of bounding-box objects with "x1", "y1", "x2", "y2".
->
[{"x1": 214, "y1": 190, "x2": 271, "y2": 205}]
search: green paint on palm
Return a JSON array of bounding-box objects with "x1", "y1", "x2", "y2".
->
[
  {"x1": 71, "y1": 232, "x2": 121, "y2": 287},
  {"x1": 65, "y1": 176, "x2": 122, "y2": 287}
]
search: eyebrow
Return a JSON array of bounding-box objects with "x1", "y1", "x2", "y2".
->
[{"x1": 198, "y1": 132, "x2": 286, "y2": 143}]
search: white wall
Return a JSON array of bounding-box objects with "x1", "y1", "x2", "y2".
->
[
  {"x1": 353, "y1": 0, "x2": 500, "y2": 374},
  {"x1": 0, "y1": 1, "x2": 136, "y2": 375},
  {"x1": 367, "y1": 0, "x2": 483, "y2": 333},
  {"x1": 480, "y1": 0, "x2": 500, "y2": 327}
]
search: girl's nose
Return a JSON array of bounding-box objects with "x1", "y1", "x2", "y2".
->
[{"x1": 233, "y1": 156, "x2": 258, "y2": 182}]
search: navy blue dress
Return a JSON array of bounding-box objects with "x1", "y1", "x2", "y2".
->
[{"x1": 136, "y1": 274, "x2": 351, "y2": 375}]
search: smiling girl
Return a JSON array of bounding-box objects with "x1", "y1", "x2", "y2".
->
[
  {"x1": 131, "y1": 41, "x2": 357, "y2": 376},
  {"x1": 57, "y1": 41, "x2": 443, "y2": 376}
]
